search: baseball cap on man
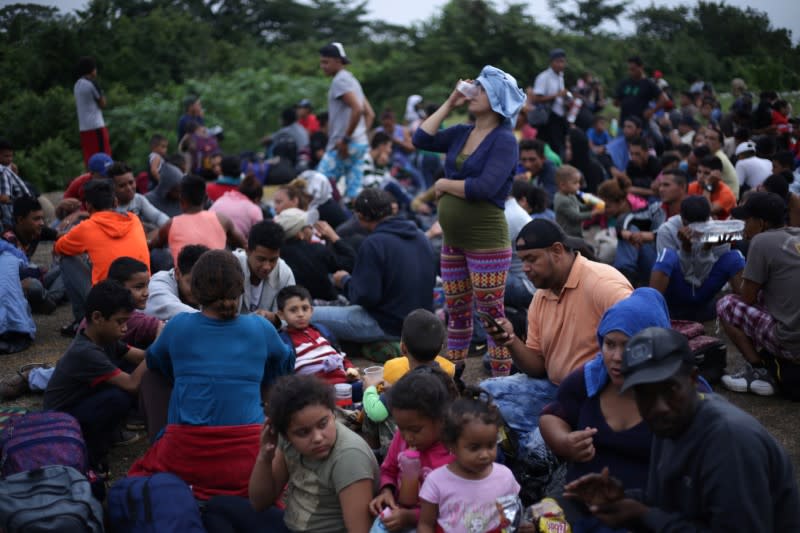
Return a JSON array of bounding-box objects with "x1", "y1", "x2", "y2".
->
[
  {"x1": 620, "y1": 327, "x2": 694, "y2": 392},
  {"x1": 515, "y1": 218, "x2": 584, "y2": 252},
  {"x1": 735, "y1": 141, "x2": 757, "y2": 156},
  {"x1": 549, "y1": 48, "x2": 566, "y2": 61},
  {"x1": 730, "y1": 192, "x2": 785, "y2": 227},
  {"x1": 297, "y1": 99, "x2": 313, "y2": 108},
  {"x1": 319, "y1": 42, "x2": 350, "y2": 64},
  {"x1": 88, "y1": 153, "x2": 113, "y2": 177}
]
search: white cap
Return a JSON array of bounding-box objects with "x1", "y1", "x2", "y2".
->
[{"x1": 735, "y1": 141, "x2": 756, "y2": 156}]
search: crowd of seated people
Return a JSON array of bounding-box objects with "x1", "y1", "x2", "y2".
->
[{"x1": 1, "y1": 44, "x2": 800, "y2": 533}]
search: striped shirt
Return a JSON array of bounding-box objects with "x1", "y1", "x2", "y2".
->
[
  {"x1": 287, "y1": 326, "x2": 345, "y2": 376},
  {"x1": 0, "y1": 164, "x2": 30, "y2": 199}
]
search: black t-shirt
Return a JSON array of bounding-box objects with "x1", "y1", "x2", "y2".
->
[
  {"x1": 43, "y1": 333, "x2": 128, "y2": 410},
  {"x1": 626, "y1": 156, "x2": 661, "y2": 190},
  {"x1": 616, "y1": 78, "x2": 661, "y2": 122}
]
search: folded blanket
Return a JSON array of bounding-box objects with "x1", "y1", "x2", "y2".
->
[{"x1": 128, "y1": 423, "x2": 261, "y2": 500}]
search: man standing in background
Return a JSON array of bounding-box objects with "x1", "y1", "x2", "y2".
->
[
  {"x1": 74, "y1": 56, "x2": 110, "y2": 167},
  {"x1": 316, "y1": 42, "x2": 375, "y2": 204},
  {"x1": 531, "y1": 48, "x2": 568, "y2": 158}
]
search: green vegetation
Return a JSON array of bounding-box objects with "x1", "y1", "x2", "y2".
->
[{"x1": 1, "y1": 0, "x2": 798, "y2": 192}]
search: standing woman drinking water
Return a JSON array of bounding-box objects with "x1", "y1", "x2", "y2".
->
[{"x1": 413, "y1": 66, "x2": 525, "y2": 376}]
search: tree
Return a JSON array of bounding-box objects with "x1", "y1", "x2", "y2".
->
[
  {"x1": 548, "y1": 0, "x2": 630, "y2": 35},
  {"x1": 630, "y1": 4, "x2": 693, "y2": 41}
]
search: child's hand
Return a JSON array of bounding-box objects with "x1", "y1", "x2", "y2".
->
[
  {"x1": 363, "y1": 372, "x2": 385, "y2": 390},
  {"x1": 258, "y1": 418, "x2": 278, "y2": 462},
  {"x1": 369, "y1": 488, "x2": 398, "y2": 516},
  {"x1": 517, "y1": 520, "x2": 537, "y2": 533},
  {"x1": 382, "y1": 508, "x2": 417, "y2": 531}
]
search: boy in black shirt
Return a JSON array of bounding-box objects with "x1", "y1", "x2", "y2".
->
[{"x1": 44, "y1": 280, "x2": 147, "y2": 468}]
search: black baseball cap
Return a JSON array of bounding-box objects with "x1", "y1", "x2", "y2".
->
[
  {"x1": 515, "y1": 218, "x2": 584, "y2": 252},
  {"x1": 319, "y1": 42, "x2": 350, "y2": 64},
  {"x1": 297, "y1": 98, "x2": 312, "y2": 108},
  {"x1": 620, "y1": 327, "x2": 694, "y2": 392},
  {"x1": 730, "y1": 192, "x2": 785, "y2": 227}
]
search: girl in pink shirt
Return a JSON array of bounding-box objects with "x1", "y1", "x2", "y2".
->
[
  {"x1": 418, "y1": 388, "x2": 525, "y2": 533},
  {"x1": 369, "y1": 368, "x2": 457, "y2": 532}
]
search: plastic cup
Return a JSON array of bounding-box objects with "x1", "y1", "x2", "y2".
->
[
  {"x1": 457, "y1": 80, "x2": 480, "y2": 99},
  {"x1": 334, "y1": 383, "x2": 353, "y2": 407},
  {"x1": 364, "y1": 366, "x2": 384, "y2": 382}
]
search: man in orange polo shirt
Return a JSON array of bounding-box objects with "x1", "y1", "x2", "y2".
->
[
  {"x1": 687, "y1": 155, "x2": 736, "y2": 219},
  {"x1": 481, "y1": 219, "x2": 632, "y2": 470}
]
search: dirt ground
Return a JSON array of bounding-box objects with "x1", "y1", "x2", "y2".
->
[{"x1": 1, "y1": 242, "x2": 798, "y2": 483}]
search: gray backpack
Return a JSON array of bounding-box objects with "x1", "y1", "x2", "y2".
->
[{"x1": 0, "y1": 465, "x2": 104, "y2": 532}]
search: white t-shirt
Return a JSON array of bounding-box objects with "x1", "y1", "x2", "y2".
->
[
  {"x1": 246, "y1": 279, "x2": 264, "y2": 312},
  {"x1": 735, "y1": 156, "x2": 772, "y2": 190},
  {"x1": 533, "y1": 67, "x2": 565, "y2": 116},
  {"x1": 74, "y1": 77, "x2": 104, "y2": 131},
  {"x1": 505, "y1": 197, "x2": 532, "y2": 278},
  {"x1": 326, "y1": 69, "x2": 368, "y2": 150}
]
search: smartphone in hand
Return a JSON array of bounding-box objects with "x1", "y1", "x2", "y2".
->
[{"x1": 476, "y1": 311, "x2": 500, "y2": 330}]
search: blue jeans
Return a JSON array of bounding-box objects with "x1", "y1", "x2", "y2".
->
[
  {"x1": 653, "y1": 248, "x2": 745, "y2": 320},
  {"x1": 203, "y1": 496, "x2": 289, "y2": 533},
  {"x1": 24, "y1": 264, "x2": 65, "y2": 309},
  {"x1": 480, "y1": 374, "x2": 558, "y2": 437},
  {"x1": 311, "y1": 305, "x2": 388, "y2": 343},
  {"x1": 614, "y1": 231, "x2": 656, "y2": 282},
  {"x1": 60, "y1": 255, "x2": 92, "y2": 322}
]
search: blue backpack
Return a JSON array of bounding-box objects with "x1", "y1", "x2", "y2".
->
[{"x1": 108, "y1": 473, "x2": 206, "y2": 533}]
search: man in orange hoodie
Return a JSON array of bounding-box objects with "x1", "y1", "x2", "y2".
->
[{"x1": 55, "y1": 179, "x2": 149, "y2": 336}]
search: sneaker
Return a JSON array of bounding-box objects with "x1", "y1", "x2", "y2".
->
[
  {"x1": 125, "y1": 420, "x2": 146, "y2": 431},
  {"x1": 112, "y1": 429, "x2": 142, "y2": 447},
  {"x1": 125, "y1": 413, "x2": 146, "y2": 431},
  {"x1": 60, "y1": 320, "x2": 80, "y2": 338},
  {"x1": 721, "y1": 362, "x2": 776, "y2": 396}
]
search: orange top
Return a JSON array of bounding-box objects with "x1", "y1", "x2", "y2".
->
[
  {"x1": 168, "y1": 210, "x2": 227, "y2": 264},
  {"x1": 687, "y1": 181, "x2": 736, "y2": 220},
  {"x1": 526, "y1": 254, "x2": 632, "y2": 384},
  {"x1": 54, "y1": 211, "x2": 150, "y2": 285}
]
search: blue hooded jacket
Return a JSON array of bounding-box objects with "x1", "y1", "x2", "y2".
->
[
  {"x1": 344, "y1": 216, "x2": 436, "y2": 337},
  {"x1": 584, "y1": 288, "x2": 671, "y2": 396}
]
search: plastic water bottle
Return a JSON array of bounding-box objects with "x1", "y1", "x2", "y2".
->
[
  {"x1": 610, "y1": 118, "x2": 619, "y2": 138},
  {"x1": 369, "y1": 509, "x2": 392, "y2": 533},
  {"x1": 577, "y1": 191, "x2": 605, "y2": 210},
  {"x1": 397, "y1": 449, "x2": 422, "y2": 507},
  {"x1": 567, "y1": 97, "x2": 583, "y2": 124}
]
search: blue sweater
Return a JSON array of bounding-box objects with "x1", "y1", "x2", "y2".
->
[
  {"x1": 344, "y1": 217, "x2": 436, "y2": 337},
  {"x1": 413, "y1": 124, "x2": 518, "y2": 209},
  {"x1": 146, "y1": 312, "x2": 292, "y2": 427}
]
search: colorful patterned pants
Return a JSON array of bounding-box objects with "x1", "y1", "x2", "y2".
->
[{"x1": 441, "y1": 245, "x2": 513, "y2": 376}]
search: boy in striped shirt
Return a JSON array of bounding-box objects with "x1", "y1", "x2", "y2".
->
[{"x1": 276, "y1": 285, "x2": 361, "y2": 391}]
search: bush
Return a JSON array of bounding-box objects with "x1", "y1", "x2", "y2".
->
[
  {"x1": 105, "y1": 68, "x2": 330, "y2": 177},
  {"x1": 0, "y1": 87, "x2": 78, "y2": 152},
  {"x1": 15, "y1": 136, "x2": 85, "y2": 193}
]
